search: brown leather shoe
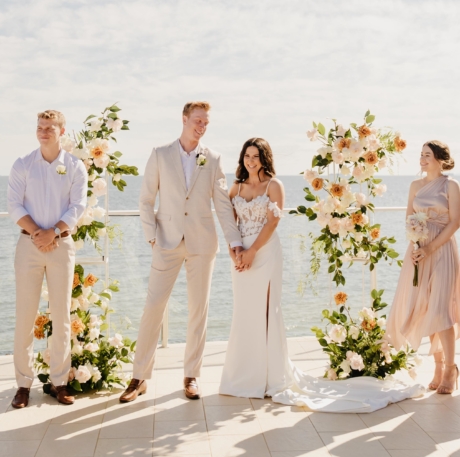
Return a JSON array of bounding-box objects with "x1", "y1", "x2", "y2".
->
[
  {"x1": 12, "y1": 387, "x2": 30, "y2": 409},
  {"x1": 184, "y1": 377, "x2": 200, "y2": 400},
  {"x1": 119, "y1": 379, "x2": 147, "y2": 403},
  {"x1": 50, "y1": 384, "x2": 75, "y2": 405}
]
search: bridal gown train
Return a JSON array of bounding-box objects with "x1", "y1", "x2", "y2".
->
[{"x1": 219, "y1": 180, "x2": 424, "y2": 413}]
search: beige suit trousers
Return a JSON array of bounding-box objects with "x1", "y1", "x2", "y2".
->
[
  {"x1": 14, "y1": 234, "x2": 75, "y2": 388},
  {"x1": 133, "y1": 240, "x2": 215, "y2": 379}
]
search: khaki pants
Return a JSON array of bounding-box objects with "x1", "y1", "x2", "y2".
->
[
  {"x1": 14, "y1": 234, "x2": 75, "y2": 388},
  {"x1": 133, "y1": 240, "x2": 215, "y2": 379}
]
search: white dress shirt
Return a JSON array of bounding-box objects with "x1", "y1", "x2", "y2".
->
[
  {"x1": 7, "y1": 148, "x2": 88, "y2": 231},
  {"x1": 178, "y1": 140, "x2": 199, "y2": 190}
]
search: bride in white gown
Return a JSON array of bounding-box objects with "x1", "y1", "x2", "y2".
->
[{"x1": 219, "y1": 137, "x2": 424, "y2": 413}]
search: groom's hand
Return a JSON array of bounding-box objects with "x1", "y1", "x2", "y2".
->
[{"x1": 233, "y1": 246, "x2": 243, "y2": 266}]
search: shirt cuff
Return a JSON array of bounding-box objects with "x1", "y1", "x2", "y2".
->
[
  {"x1": 230, "y1": 241, "x2": 243, "y2": 249},
  {"x1": 9, "y1": 206, "x2": 29, "y2": 225}
]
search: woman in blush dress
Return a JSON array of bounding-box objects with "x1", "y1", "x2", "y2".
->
[
  {"x1": 219, "y1": 138, "x2": 423, "y2": 413},
  {"x1": 387, "y1": 140, "x2": 460, "y2": 394}
]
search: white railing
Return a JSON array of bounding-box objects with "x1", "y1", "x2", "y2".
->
[{"x1": 0, "y1": 207, "x2": 406, "y2": 347}]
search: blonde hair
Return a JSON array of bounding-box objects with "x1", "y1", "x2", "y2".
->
[
  {"x1": 37, "y1": 110, "x2": 66, "y2": 128},
  {"x1": 182, "y1": 101, "x2": 211, "y2": 117}
]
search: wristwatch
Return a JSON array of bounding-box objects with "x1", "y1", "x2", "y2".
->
[{"x1": 53, "y1": 226, "x2": 61, "y2": 239}]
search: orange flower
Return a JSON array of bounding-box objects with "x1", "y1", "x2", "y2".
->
[
  {"x1": 357, "y1": 125, "x2": 372, "y2": 138},
  {"x1": 364, "y1": 151, "x2": 379, "y2": 165},
  {"x1": 337, "y1": 138, "x2": 351, "y2": 151},
  {"x1": 72, "y1": 273, "x2": 80, "y2": 289},
  {"x1": 90, "y1": 146, "x2": 105, "y2": 159},
  {"x1": 334, "y1": 292, "x2": 348, "y2": 305},
  {"x1": 311, "y1": 178, "x2": 324, "y2": 191},
  {"x1": 34, "y1": 328, "x2": 45, "y2": 339},
  {"x1": 330, "y1": 184, "x2": 344, "y2": 197},
  {"x1": 351, "y1": 213, "x2": 364, "y2": 225},
  {"x1": 370, "y1": 227, "x2": 380, "y2": 239},
  {"x1": 394, "y1": 137, "x2": 407, "y2": 152},
  {"x1": 84, "y1": 273, "x2": 98, "y2": 288},
  {"x1": 361, "y1": 319, "x2": 376, "y2": 332},
  {"x1": 71, "y1": 318, "x2": 85, "y2": 336},
  {"x1": 34, "y1": 315, "x2": 49, "y2": 328}
]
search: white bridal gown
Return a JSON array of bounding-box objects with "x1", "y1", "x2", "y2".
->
[{"x1": 219, "y1": 180, "x2": 424, "y2": 413}]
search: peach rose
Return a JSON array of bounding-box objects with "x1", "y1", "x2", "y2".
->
[
  {"x1": 351, "y1": 213, "x2": 364, "y2": 225},
  {"x1": 311, "y1": 178, "x2": 324, "y2": 191},
  {"x1": 84, "y1": 273, "x2": 98, "y2": 288},
  {"x1": 73, "y1": 273, "x2": 80, "y2": 289},
  {"x1": 361, "y1": 319, "x2": 377, "y2": 332},
  {"x1": 394, "y1": 137, "x2": 407, "y2": 152},
  {"x1": 336, "y1": 138, "x2": 351, "y2": 151},
  {"x1": 34, "y1": 315, "x2": 49, "y2": 328},
  {"x1": 330, "y1": 184, "x2": 344, "y2": 198},
  {"x1": 370, "y1": 227, "x2": 380, "y2": 239},
  {"x1": 357, "y1": 125, "x2": 372, "y2": 138},
  {"x1": 90, "y1": 146, "x2": 105, "y2": 159},
  {"x1": 364, "y1": 151, "x2": 379, "y2": 165},
  {"x1": 34, "y1": 328, "x2": 45, "y2": 339},
  {"x1": 334, "y1": 292, "x2": 348, "y2": 305},
  {"x1": 71, "y1": 318, "x2": 85, "y2": 336}
]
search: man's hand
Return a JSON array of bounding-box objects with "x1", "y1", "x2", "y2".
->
[
  {"x1": 149, "y1": 240, "x2": 155, "y2": 249},
  {"x1": 38, "y1": 239, "x2": 59, "y2": 253},
  {"x1": 33, "y1": 228, "x2": 56, "y2": 250},
  {"x1": 232, "y1": 246, "x2": 243, "y2": 265}
]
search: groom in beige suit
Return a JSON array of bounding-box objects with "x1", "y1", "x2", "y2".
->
[{"x1": 120, "y1": 101, "x2": 243, "y2": 402}]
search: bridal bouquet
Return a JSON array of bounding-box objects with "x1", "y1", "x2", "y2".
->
[
  {"x1": 406, "y1": 212, "x2": 429, "y2": 286},
  {"x1": 311, "y1": 290, "x2": 419, "y2": 380}
]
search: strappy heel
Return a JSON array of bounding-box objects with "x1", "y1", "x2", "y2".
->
[
  {"x1": 428, "y1": 360, "x2": 445, "y2": 390},
  {"x1": 437, "y1": 364, "x2": 459, "y2": 395}
]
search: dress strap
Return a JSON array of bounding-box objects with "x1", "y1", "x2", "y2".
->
[
  {"x1": 265, "y1": 178, "x2": 273, "y2": 195},
  {"x1": 237, "y1": 183, "x2": 242, "y2": 196}
]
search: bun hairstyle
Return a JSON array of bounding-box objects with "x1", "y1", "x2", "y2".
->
[
  {"x1": 235, "y1": 137, "x2": 276, "y2": 183},
  {"x1": 424, "y1": 140, "x2": 454, "y2": 171}
]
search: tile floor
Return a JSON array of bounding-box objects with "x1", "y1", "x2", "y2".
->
[{"x1": 0, "y1": 336, "x2": 459, "y2": 457}]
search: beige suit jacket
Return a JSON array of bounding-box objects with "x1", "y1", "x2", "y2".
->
[{"x1": 139, "y1": 140, "x2": 242, "y2": 254}]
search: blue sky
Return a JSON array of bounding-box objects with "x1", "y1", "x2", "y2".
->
[{"x1": 0, "y1": 0, "x2": 459, "y2": 175}]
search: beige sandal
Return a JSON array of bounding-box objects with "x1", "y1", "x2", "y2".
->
[
  {"x1": 437, "y1": 364, "x2": 459, "y2": 395},
  {"x1": 428, "y1": 360, "x2": 445, "y2": 390}
]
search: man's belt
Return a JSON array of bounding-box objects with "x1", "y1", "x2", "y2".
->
[{"x1": 21, "y1": 229, "x2": 70, "y2": 238}]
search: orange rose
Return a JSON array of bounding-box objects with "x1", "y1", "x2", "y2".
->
[
  {"x1": 361, "y1": 319, "x2": 376, "y2": 332},
  {"x1": 34, "y1": 328, "x2": 45, "y2": 339},
  {"x1": 337, "y1": 138, "x2": 351, "y2": 151},
  {"x1": 71, "y1": 318, "x2": 85, "y2": 336},
  {"x1": 351, "y1": 213, "x2": 364, "y2": 225},
  {"x1": 334, "y1": 292, "x2": 348, "y2": 305},
  {"x1": 330, "y1": 184, "x2": 344, "y2": 197},
  {"x1": 34, "y1": 315, "x2": 49, "y2": 328},
  {"x1": 364, "y1": 151, "x2": 379, "y2": 165},
  {"x1": 84, "y1": 273, "x2": 98, "y2": 288},
  {"x1": 357, "y1": 125, "x2": 372, "y2": 138},
  {"x1": 90, "y1": 146, "x2": 105, "y2": 159},
  {"x1": 394, "y1": 137, "x2": 407, "y2": 152},
  {"x1": 370, "y1": 227, "x2": 380, "y2": 239},
  {"x1": 311, "y1": 178, "x2": 324, "y2": 191},
  {"x1": 73, "y1": 273, "x2": 81, "y2": 289}
]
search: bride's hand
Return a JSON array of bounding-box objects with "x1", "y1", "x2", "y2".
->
[
  {"x1": 238, "y1": 248, "x2": 256, "y2": 272},
  {"x1": 411, "y1": 244, "x2": 431, "y2": 265}
]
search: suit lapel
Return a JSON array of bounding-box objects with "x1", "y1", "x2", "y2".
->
[
  {"x1": 171, "y1": 140, "x2": 187, "y2": 191},
  {"x1": 186, "y1": 144, "x2": 205, "y2": 197}
]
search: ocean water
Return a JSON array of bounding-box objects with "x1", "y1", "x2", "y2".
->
[{"x1": 1, "y1": 174, "x2": 458, "y2": 354}]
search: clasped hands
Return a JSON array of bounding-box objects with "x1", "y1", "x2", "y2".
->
[
  {"x1": 32, "y1": 228, "x2": 59, "y2": 253},
  {"x1": 231, "y1": 246, "x2": 256, "y2": 272},
  {"x1": 411, "y1": 243, "x2": 432, "y2": 265}
]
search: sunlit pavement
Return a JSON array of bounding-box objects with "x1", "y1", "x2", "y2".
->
[{"x1": 0, "y1": 336, "x2": 459, "y2": 457}]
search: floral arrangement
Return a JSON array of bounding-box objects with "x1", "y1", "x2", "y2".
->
[
  {"x1": 312, "y1": 290, "x2": 421, "y2": 380},
  {"x1": 290, "y1": 111, "x2": 406, "y2": 286},
  {"x1": 406, "y1": 212, "x2": 429, "y2": 286},
  {"x1": 34, "y1": 104, "x2": 138, "y2": 393}
]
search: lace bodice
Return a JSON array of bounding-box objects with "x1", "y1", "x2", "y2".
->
[{"x1": 232, "y1": 181, "x2": 282, "y2": 238}]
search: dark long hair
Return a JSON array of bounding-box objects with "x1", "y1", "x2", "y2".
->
[
  {"x1": 424, "y1": 140, "x2": 454, "y2": 170},
  {"x1": 235, "y1": 137, "x2": 276, "y2": 183}
]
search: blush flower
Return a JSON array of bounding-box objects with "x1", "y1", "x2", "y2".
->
[
  {"x1": 334, "y1": 292, "x2": 348, "y2": 305},
  {"x1": 394, "y1": 136, "x2": 407, "y2": 151},
  {"x1": 328, "y1": 324, "x2": 347, "y2": 343}
]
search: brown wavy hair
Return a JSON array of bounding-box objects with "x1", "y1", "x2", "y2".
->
[
  {"x1": 424, "y1": 140, "x2": 454, "y2": 171},
  {"x1": 235, "y1": 138, "x2": 276, "y2": 183}
]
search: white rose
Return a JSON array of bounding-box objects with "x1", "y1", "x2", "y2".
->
[
  {"x1": 88, "y1": 314, "x2": 102, "y2": 328},
  {"x1": 71, "y1": 342, "x2": 83, "y2": 355},
  {"x1": 84, "y1": 342, "x2": 99, "y2": 353},
  {"x1": 42, "y1": 348, "x2": 51, "y2": 365},
  {"x1": 75, "y1": 365, "x2": 92, "y2": 383},
  {"x1": 60, "y1": 136, "x2": 75, "y2": 152},
  {"x1": 92, "y1": 206, "x2": 106, "y2": 220},
  {"x1": 331, "y1": 150, "x2": 344, "y2": 164},
  {"x1": 384, "y1": 351, "x2": 392, "y2": 364},
  {"x1": 81, "y1": 286, "x2": 92, "y2": 298},
  {"x1": 89, "y1": 327, "x2": 100, "y2": 340},
  {"x1": 93, "y1": 154, "x2": 110, "y2": 169},
  {"x1": 359, "y1": 307, "x2": 376, "y2": 321},
  {"x1": 340, "y1": 165, "x2": 351, "y2": 176},
  {"x1": 374, "y1": 184, "x2": 387, "y2": 197},
  {"x1": 354, "y1": 233, "x2": 363, "y2": 243},
  {"x1": 376, "y1": 317, "x2": 386, "y2": 328},
  {"x1": 106, "y1": 118, "x2": 123, "y2": 132},
  {"x1": 71, "y1": 298, "x2": 80, "y2": 312},
  {"x1": 109, "y1": 333, "x2": 124, "y2": 348},
  {"x1": 355, "y1": 193, "x2": 368, "y2": 206},
  {"x1": 342, "y1": 239, "x2": 351, "y2": 249},
  {"x1": 88, "y1": 173, "x2": 97, "y2": 182},
  {"x1": 340, "y1": 359, "x2": 351, "y2": 374},
  {"x1": 77, "y1": 295, "x2": 90, "y2": 311},
  {"x1": 92, "y1": 178, "x2": 107, "y2": 197},
  {"x1": 87, "y1": 194, "x2": 98, "y2": 207},
  {"x1": 328, "y1": 324, "x2": 347, "y2": 344},
  {"x1": 113, "y1": 173, "x2": 121, "y2": 182},
  {"x1": 97, "y1": 228, "x2": 107, "y2": 238},
  {"x1": 74, "y1": 239, "x2": 85, "y2": 251},
  {"x1": 336, "y1": 124, "x2": 347, "y2": 137},
  {"x1": 88, "y1": 118, "x2": 103, "y2": 132},
  {"x1": 307, "y1": 128, "x2": 319, "y2": 141},
  {"x1": 413, "y1": 354, "x2": 424, "y2": 366},
  {"x1": 88, "y1": 364, "x2": 102, "y2": 382},
  {"x1": 326, "y1": 368, "x2": 338, "y2": 380},
  {"x1": 349, "y1": 353, "x2": 365, "y2": 371},
  {"x1": 348, "y1": 326, "x2": 360, "y2": 339},
  {"x1": 304, "y1": 169, "x2": 318, "y2": 184},
  {"x1": 89, "y1": 293, "x2": 100, "y2": 304},
  {"x1": 79, "y1": 207, "x2": 94, "y2": 226},
  {"x1": 378, "y1": 157, "x2": 388, "y2": 169},
  {"x1": 100, "y1": 299, "x2": 109, "y2": 312},
  {"x1": 56, "y1": 165, "x2": 67, "y2": 175}
]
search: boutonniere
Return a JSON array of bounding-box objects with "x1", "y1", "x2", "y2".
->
[
  {"x1": 56, "y1": 165, "x2": 67, "y2": 175},
  {"x1": 196, "y1": 152, "x2": 207, "y2": 167}
]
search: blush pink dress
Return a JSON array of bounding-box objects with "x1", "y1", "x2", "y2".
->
[{"x1": 387, "y1": 175, "x2": 460, "y2": 354}]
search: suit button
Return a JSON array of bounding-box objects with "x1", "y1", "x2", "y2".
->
[{"x1": 185, "y1": 212, "x2": 188, "y2": 216}]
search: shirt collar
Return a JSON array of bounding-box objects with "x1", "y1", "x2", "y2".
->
[
  {"x1": 178, "y1": 140, "x2": 200, "y2": 158},
  {"x1": 34, "y1": 148, "x2": 65, "y2": 164}
]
